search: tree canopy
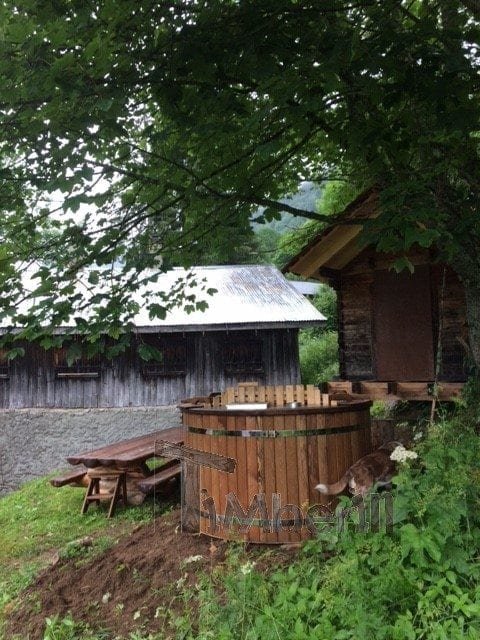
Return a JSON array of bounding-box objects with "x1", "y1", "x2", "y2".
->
[{"x1": 0, "y1": 1, "x2": 479, "y2": 365}]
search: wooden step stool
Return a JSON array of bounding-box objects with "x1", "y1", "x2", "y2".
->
[{"x1": 81, "y1": 470, "x2": 128, "y2": 518}]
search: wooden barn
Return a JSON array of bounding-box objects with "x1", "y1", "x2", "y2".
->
[
  {"x1": 284, "y1": 189, "x2": 469, "y2": 401},
  {"x1": 0, "y1": 265, "x2": 325, "y2": 409}
]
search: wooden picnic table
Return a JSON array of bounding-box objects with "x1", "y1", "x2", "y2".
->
[
  {"x1": 64, "y1": 426, "x2": 185, "y2": 517},
  {"x1": 67, "y1": 426, "x2": 184, "y2": 470}
]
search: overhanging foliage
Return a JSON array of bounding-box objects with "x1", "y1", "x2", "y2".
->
[{"x1": 0, "y1": 1, "x2": 478, "y2": 365}]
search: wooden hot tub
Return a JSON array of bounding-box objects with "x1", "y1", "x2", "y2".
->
[{"x1": 181, "y1": 389, "x2": 371, "y2": 544}]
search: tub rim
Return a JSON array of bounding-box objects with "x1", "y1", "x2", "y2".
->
[{"x1": 181, "y1": 400, "x2": 372, "y2": 417}]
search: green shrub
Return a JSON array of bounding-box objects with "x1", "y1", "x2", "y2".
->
[
  {"x1": 299, "y1": 330, "x2": 339, "y2": 384},
  {"x1": 298, "y1": 285, "x2": 339, "y2": 385},
  {"x1": 312, "y1": 286, "x2": 338, "y2": 333}
]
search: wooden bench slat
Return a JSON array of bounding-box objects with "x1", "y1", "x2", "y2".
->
[
  {"x1": 50, "y1": 468, "x2": 87, "y2": 487},
  {"x1": 138, "y1": 463, "x2": 181, "y2": 494}
]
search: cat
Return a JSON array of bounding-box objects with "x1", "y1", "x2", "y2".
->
[{"x1": 315, "y1": 441, "x2": 402, "y2": 497}]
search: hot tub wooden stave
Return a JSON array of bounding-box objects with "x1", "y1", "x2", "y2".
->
[{"x1": 182, "y1": 402, "x2": 372, "y2": 544}]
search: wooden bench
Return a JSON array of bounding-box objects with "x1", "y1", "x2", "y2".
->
[
  {"x1": 50, "y1": 468, "x2": 88, "y2": 488},
  {"x1": 62, "y1": 427, "x2": 184, "y2": 516},
  {"x1": 138, "y1": 460, "x2": 181, "y2": 495}
]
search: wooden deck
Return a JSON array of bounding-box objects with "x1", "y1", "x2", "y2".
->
[{"x1": 325, "y1": 380, "x2": 465, "y2": 402}]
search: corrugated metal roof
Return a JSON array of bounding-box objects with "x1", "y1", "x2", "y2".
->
[
  {"x1": 134, "y1": 265, "x2": 326, "y2": 331},
  {"x1": 1, "y1": 265, "x2": 325, "y2": 333}
]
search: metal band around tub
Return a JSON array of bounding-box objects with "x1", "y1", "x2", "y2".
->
[{"x1": 187, "y1": 425, "x2": 368, "y2": 438}]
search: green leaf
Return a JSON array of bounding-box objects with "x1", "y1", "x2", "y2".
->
[
  {"x1": 66, "y1": 342, "x2": 82, "y2": 366},
  {"x1": 88, "y1": 271, "x2": 100, "y2": 285},
  {"x1": 195, "y1": 300, "x2": 208, "y2": 312},
  {"x1": 6, "y1": 347, "x2": 25, "y2": 360},
  {"x1": 138, "y1": 343, "x2": 163, "y2": 362},
  {"x1": 393, "y1": 257, "x2": 414, "y2": 274},
  {"x1": 148, "y1": 303, "x2": 167, "y2": 320}
]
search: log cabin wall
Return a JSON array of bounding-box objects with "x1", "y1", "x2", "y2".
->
[
  {"x1": 333, "y1": 248, "x2": 468, "y2": 382},
  {"x1": 336, "y1": 273, "x2": 375, "y2": 380},
  {"x1": 0, "y1": 329, "x2": 300, "y2": 409},
  {"x1": 437, "y1": 269, "x2": 469, "y2": 381}
]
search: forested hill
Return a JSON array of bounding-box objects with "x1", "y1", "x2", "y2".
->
[
  {"x1": 252, "y1": 182, "x2": 322, "y2": 234},
  {"x1": 182, "y1": 181, "x2": 323, "y2": 267}
]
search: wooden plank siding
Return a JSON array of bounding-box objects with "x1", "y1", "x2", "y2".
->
[
  {"x1": 373, "y1": 265, "x2": 435, "y2": 381},
  {"x1": 337, "y1": 273, "x2": 375, "y2": 380},
  {"x1": 183, "y1": 399, "x2": 372, "y2": 544},
  {"x1": 0, "y1": 329, "x2": 301, "y2": 409},
  {"x1": 334, "y1": 248, "x2": 468, "y2": 383},
  {"x1": 284, "y1": 187, "x2": 470, "y2": 388},
  {"x1": 437, "y1": 269, "x2": 470, "y2": 381}
]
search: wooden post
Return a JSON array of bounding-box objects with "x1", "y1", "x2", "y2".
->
[
  {"x1": 154, "y1": 439, "x2": 236, "y2": 534},
  {"x1": 181, "y1": 461, "x2": 200, "y2": 533}
]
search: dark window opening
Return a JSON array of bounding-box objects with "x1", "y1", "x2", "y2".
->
[
  {"x1": 223, "y1": 338, "x2": 264, "y2": 374},
  {"x1": 54, "y1": 340, "x2": 101, "y2": 378},
  {"x1": 140, "y1": 336, "x2": 187, "y2": 377}
]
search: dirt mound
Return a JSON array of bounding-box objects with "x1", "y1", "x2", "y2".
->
[{"x1": 6, "y1": 509, "x2": 229, "y2": 639}]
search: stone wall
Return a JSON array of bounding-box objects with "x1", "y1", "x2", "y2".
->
[{"x1": 0, "y1": 406, "x2": 182, "y2": 495}]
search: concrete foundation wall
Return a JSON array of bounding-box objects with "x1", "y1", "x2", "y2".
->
[{"x1": 0, "y1": 406, "x2": 182, "y2": 495}]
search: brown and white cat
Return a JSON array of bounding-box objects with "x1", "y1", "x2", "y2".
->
[{"x1": 315, "y1": 441, "x2": 402, "y2": 497}]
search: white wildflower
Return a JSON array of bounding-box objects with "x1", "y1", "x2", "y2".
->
[
  {"x1": 101, "y1": 592, "x2": 111, "y2": 604},
  {"x1": 183, "y1": 554, "x2": 204, "y2": 564},
  {"x1": 240, "y1": 561, "x2": 256, "y2": 575},
  {"x1": 390, "y1": 445, "x2": 418, "y2": 463},
  {"x1": 133, "y1": 610, "x2": 141, "y2": 620},
  {"x1": 176, "y1": 573, "x2": 188, "y2": 589}
]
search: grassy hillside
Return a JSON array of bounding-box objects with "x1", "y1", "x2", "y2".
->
[{"x1": 3, "y1": 408, "x2": 480, "y2": 639}]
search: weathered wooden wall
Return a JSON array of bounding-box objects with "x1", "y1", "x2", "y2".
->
[
  {"x1": 437, "y1": 268, "x2": 470, "y2": 381},
  {"x1": 334, "y1": 249, "x2": 468, "y2": 382},
  {"x1": 336, "y1": 273, "x2": 375, "y2": 380},
  {"x1": 0, "y1": 329, "x2": 300, "y2": 409}
]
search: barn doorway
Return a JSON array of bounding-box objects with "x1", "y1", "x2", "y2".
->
[{"x1": 373, "y1": 265, "x2": 435, "y2": 381}]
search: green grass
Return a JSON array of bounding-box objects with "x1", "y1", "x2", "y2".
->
[
  {"x1": 146, "y1": 456, "x2": 170, "y2": 471},
  {"x1": 0, "y1": 473, "x2": 158, "y2": 613},
  {"x1": 4, "y1": 407, "x2": 480, "y2": 640}
]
